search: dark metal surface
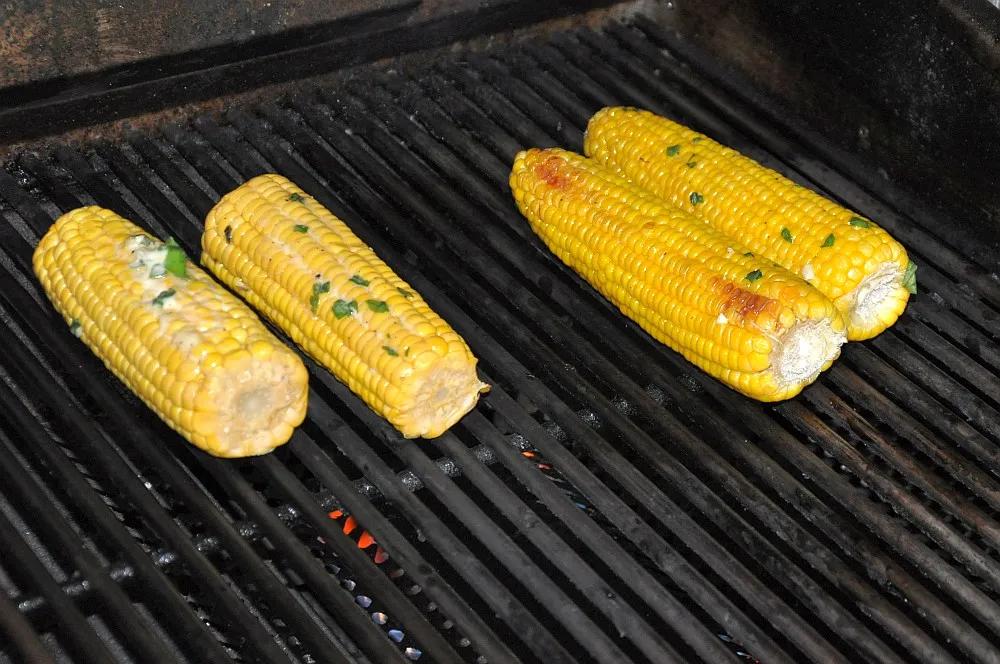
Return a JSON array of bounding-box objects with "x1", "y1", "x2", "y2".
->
[{"x1": 1, "y1": 18, "x2": 1000, "y2": 664}]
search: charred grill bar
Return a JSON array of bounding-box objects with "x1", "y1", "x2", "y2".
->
[{"x1": 1, "y1": 3, "x2": 999, "y2": 663}]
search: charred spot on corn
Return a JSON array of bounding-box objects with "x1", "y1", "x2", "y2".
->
[
  {"x1": 349, "y1": 274, "x2": 369, "y2": 287},
  {"x1": 164, "y1": 238, "x2": 188, "y2": 278},
  {"x1": 224, "y1": 225, "x2": 233, "y2": 243},
  {"x1": 849, "y1": 216, "x2": 872, "y2": 229},
  {"x1": 69, "y1": 319, "x2": 82, "y2": 337},
  {"x1": 367, "y1": 299, "x2": 389, "y2": 313},
  {"x1": 903, "y1": 261, "x2": 918, "y2": 294},
  {"x1": 151, "y1": 288, "x2": 176, "y2": 307},
  {"x1": 743, "y1": 251, "x2": 754, "y2": 257},
  {"x1": 781, "y1": 227, "x2": 794, "y2": 243},
  {"x1": 822, "y1": 233, "x2": 835, "y2": 248},
  {"x1": 686, "y1": 159, "x2": 698, "y2": 168},
  {"x1": 333, "y1": 299, "x2": 358, "y2": 319},
  {"x1": 293, "y1": 224, "x2": 309, "y2": 233},
  {"x1": 383, "y1": 346, "x2": 399, "y2": 356},
  {"x1": 690, "y1": 192, "x2": 704, "y2": 205},
  {"x1": 288, "y1": 193, "x2": 307, "y2": 203},
  {"x1": 666, "y1": 144, "x2": 681, "y2": 157},
  {"x1": 310, "y1": 280, "x2": 331, "y2": 313},
  {"x1": 745, "y1": 269, "x2": 763, "y2": 282},
  {"x1": 396, "y1": 287, "x2": 413, "y2": 299}
]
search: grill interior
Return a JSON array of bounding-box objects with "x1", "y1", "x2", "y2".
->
[{"x1": 2, "y1": 16, "x2": 1000, "y2": 664}]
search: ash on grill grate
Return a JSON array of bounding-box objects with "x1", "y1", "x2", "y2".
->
[{"x1": 2, "y1": 15, "x2": 1000, "y2": 664}]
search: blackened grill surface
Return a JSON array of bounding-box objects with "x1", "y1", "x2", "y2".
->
[{"x1": 2, "y1": 19, "x2": 1000, "y2": 664}]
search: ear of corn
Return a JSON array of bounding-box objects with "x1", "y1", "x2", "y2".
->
[
  {"x1": 584, "y1": 106, "x2": 912, "y2": 341},
  {"x1": 510, "y1": 148, "x2": 847, "y2": 401},
  {"x1": 32, "y1": 206, "x2": 309, "y2": 457},
  {"x1": 202, "y1": 174, "x2": 489, "y2": 439}
]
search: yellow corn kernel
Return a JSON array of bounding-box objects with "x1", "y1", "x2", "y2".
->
[
  {"x1": 32, "y1": 206, "x2": 308, "y2": 457},
  {"x1": 202, "y1": 174, "x2": 489, "y2": 438},
  {"x1": 585, "y1": 107, "x2": 913, "y2": 340},
  {"x1": 510, "y1": 148, "x2": 847, "y2": 402}
]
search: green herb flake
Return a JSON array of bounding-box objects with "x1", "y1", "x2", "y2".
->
[
  {"x1": 396, "y1": 287, "x2": 413, "y2": 299},
  {"x1": 349, "y1": 274, "x2": 370, "y2": 287},
  {"x1": 686, "y1": 160, "x2": 697, "y2": 168},
  {"x1": 691, "y1": 137, "x2": 703, "y2": 143},
  {"x1": 821, "y1": 233, "x2": 835, "y2": 248},
  {"x1": 69, "y1": 319, "x2": 82, "y2": 337},
  {"x1": 151, "y1": 288, "x2": 176, "y2": 307},
  {"x1": 849, "y1": 216, "x2": 872, "y2": 229},
  {"x1": 902, "y1": 261, "x2": 918, "y2": 295},
  {"x1": 780, "y1": 227, "x2": 794, "y2": 243},
  {"x1": 163, "y1": 238, "x2": 188, "y2": 278},
  {"x1": 666, "y1": 144, "x2": 681, "y2": 157},
  {"x1": 224, "y1": 225, "x2": 233, "y2": 244},
  {"x1": 689, "y1": 192, "x2": 704, "y2": 205},
  {"x1": 293, "y1": 224, "x2": 309, "y2": 233},
  {"x1": 743, "y1": 251, "x2": 754, "y2": 258},
  {"x1": 310, "y1": 280, "x2": 331, "y2": 313},
  {"x1": 366, "y1": 299, "x2": 389, "y2": 313},
  {"x1": 745, "y1": 269, "x2": 763, "y2": 283},
  {"x1": 332, "y1": 298, "x2": 358, "y2": 319},
  {"x1": 288, "y1": 193, "x2": 307, "y2": 203},
  {"x1": 383, "y1": 345, "x2": 399, "y2": 357}
]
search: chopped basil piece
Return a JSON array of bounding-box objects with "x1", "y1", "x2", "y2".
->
[
  {"x1": 310, "y1": 280, "x2": 331, "y2": 313},
  {"x1": 686, "y1": 160, "x2": 697, "y2": 168},
  {"x1": 332, "y1": 299, "x2": 358, "y2": 319},
  {"x1": 152, "y1": 288, "x2": 176, "y2": 307},
  {"x1": 691, "y1": 137, "x2": 703, "y2": 143},
  {"x1": 902, "y1": 261, "x2": 918, "y2": 295},
  {"x1": 780, "y1": 227, "x2": 793, "y2": 243},
  {"x1": 822, "y1": 233, "x2": 835, "y2": 248},
  {"x1": 288, "y1": 193, "x2": 307, "y2": 203},
  {"x1": 666, "y1": 144, "x2": 681, "y2": 157},
  {"x1": 293, "y1": 224, "x2": 309, "y2": 233},
  {"x1": 745, "y1": 269, "x2": 763, "y2": 282},
  {"x1": 689, "y1": 192, "x2": 704, "y2": 205},
  {"x1": 366, "y1": 299, "x2": 389, "y2": 313},
  {"x1": 743, "y1": 251, "x2": 754, "y2": 257},
  {"x1": 163, "y1": 238, "x2": 188, "y2": 278},
  {"x1": 383, "y1": 346, "x2": 399, "y2": 357},
  {"x1": 349, "y1": 274, "x2": 369, "y2": 287},
  {"x1": 849, "y1": 216, "x2": 871, "y2": 228},
  {"x1": 149, "y1": 264, "x2": 167, "y2": 279},
  {"x1": 396, "y1": 287, "x2": 413, "y2": 299},
  {"x1": 70, "y1": 319, "x2": 82, "y2": 337},
  {"x1": 224, "y1": 225, "x2": 233, "y2": 244}
]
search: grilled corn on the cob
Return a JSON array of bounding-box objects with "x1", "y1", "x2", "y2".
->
[
  {"x1": 510, "y1": 148, "x2": 847, "y2": 401},
  {"x1": 585, "y1": 107, "x2": 914, "y2": 340},
  {"x1": 32, "y1": 206, "x2": 309, "y2": 457},
  {"x1": 202, "y1": 174, "x2": 489, "y2": 438}
]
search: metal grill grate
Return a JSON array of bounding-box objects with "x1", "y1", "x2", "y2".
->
[{"x1": 2, "y1": 18, "x2": 1000, "y2": 664}]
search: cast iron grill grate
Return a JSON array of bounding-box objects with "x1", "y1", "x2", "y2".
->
[{"x1": 1, "y1": 18, "x2": 1000, "y2": 664}]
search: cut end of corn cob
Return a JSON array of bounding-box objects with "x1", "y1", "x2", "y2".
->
[
  {"x1": 33, "y1": 206, "x2": 309, "y2": 458},
  {"x1": 510, "y1": 148, "x2": 845, "y2": 402},
  {"x1": 584, "y1": 106, "x2": 912, "y2": 341},
  {"x1": 202, "y1": 174, "x2": 489, "y2": 439}
]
